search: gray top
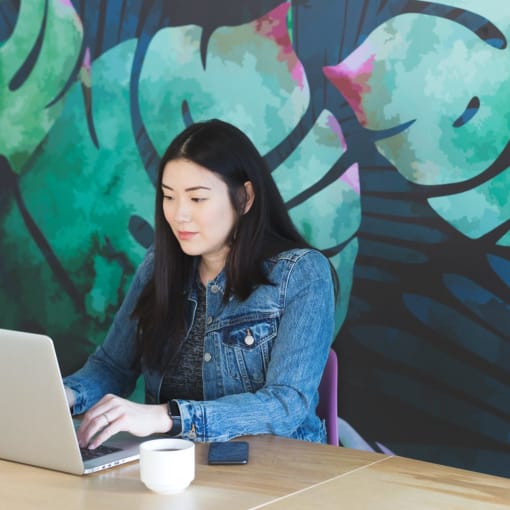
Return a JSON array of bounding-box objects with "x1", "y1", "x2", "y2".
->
[{"x1": 160, "y1": 280, "x2": 206, "y2": 402}]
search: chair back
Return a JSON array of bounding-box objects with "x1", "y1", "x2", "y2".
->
[{"x1": 317, "y1": 348, "x2": 339, "y2": 446}]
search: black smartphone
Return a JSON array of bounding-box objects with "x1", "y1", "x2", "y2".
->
[{"x1": 207, "y1": 441, "x2": 249, "y2": 465}]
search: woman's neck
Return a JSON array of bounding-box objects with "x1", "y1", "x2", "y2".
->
[{"x1": 198, "y1": 255, "x2": 226, "y2": 285}]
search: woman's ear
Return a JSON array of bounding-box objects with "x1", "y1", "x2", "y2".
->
[{"x1": 242, "y1": 181, "x2": 255, "y2": 214}]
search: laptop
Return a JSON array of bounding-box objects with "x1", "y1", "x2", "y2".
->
[{"x1": 0, "y1": 328, "x2": 150, "y2": 475}]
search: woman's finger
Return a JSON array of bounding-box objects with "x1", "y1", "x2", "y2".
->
[
  {"x1": 77, "y1": 397, "x2": 121, "y2": 447},
  {"x1": 86, "y1": 417, "x2": 123, "y2": 449}
]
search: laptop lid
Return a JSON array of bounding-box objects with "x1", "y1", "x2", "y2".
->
[{"x1": 0, "y1": 329, "x2": 142, "y2": 474}]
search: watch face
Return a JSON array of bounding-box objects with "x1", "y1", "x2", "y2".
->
[
  {"x1": 168, "y1": 401, "x2": 182, "y2": 436},
  {"x1": 169, "y1": 401, "x2": 180, "y2": 417}
]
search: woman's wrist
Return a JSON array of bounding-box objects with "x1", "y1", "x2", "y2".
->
[
  {"x1": 64, "y1": 386, "x2": 76, "y2": 408},
  {"x1": 156, "y1": 403, "x2": 173, "y2": 433}
]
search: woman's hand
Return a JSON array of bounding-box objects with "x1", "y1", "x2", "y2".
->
[{"x1": 77, "y1": 394, "x2": 172, "y2": 449}]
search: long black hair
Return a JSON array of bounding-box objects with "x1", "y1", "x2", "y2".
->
[{"x1": 132, "y1": 119, "x2": 335, "y2": 370}]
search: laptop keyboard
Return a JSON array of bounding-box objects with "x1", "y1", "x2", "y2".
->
[{"x1": 80, "y1": 444, "x2": 121, "y2": 461}]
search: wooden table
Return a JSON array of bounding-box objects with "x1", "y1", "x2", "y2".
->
[
  {"x1": 1, "y1": 436, "x2": 509, "y2": 509},
  {"x1": 260, "y1": 453, "x2": 510, "y2": 509}
]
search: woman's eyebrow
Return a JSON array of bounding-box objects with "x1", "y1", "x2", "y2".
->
[
  {"x1": 185, "y1": 186, "x2": 211, "y2": 192},
  {"x1": 161, "y1": 184, "x2": 212, "y2": 192}
]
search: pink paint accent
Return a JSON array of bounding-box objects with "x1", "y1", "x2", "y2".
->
[
  {"x1": 325, "y1": 114, "x2": 347, "y2": 151},
  {"x1": 59, "y1": 0, "x2": 73, "y2": 7},
  {"x1": 323, "y1": 45, "x2": 376, "y2": 126},
  {"x1": 255, "y1": 3, "x2": 305, "y2": 89},
  {"x1": 339, "y1": 163, "x2": 360, "y2": 195},
  {"x1": 82, "y1": 47, "x2": 91, "y2": 72}
]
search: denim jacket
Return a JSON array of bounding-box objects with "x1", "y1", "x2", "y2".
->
[{"x1": 64, "y1": 246, "x2": 335, "y2": 443}]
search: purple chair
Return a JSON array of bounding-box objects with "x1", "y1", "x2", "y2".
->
[{"x1": 317, "y1": 348, "x2": 339, "y2": 446}]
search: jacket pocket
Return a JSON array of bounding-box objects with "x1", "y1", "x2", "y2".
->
[{"x1": 219, "y1": 316, "x2": 277, "y2": 392}]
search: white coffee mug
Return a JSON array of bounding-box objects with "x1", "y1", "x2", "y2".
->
[{"x1": 139, "y1": 438, "x2": 195, "y2": 494}]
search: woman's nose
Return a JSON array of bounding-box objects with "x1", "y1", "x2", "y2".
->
[{"x1": 174, "y1": 200, "x2": 191, "y2": 222}]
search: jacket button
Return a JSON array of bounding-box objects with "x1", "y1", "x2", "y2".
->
[
  {"x1": 204, "y1": 352, "x2": 212, "y2": 362},
  {"x1": 206, "y1": 316, "x2": 213, "y2": 325},
  {"x1": 211, "y1": 285, "x2": 220, "y2": 293},
  {"x1": 244, "y1": 334, "x2": 255, "y2": 346}
]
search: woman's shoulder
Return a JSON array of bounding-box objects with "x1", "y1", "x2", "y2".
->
[
  {"x1": 133, "y1": 245, "x2": 155, "y2": 280},
  {"x1": 141, "y1": 244, "x2": 155, "y2": 265},
  {"x1": 269, "y1": 247, "x2": 327, "y2": 262},
  {"x1": 267, "y1": 247, "x2": 331, "y2": 277}
]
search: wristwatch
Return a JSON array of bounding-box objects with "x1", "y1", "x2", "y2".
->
[{"x1": 167, "y1": 400, "x2": 182, "y2": 436}]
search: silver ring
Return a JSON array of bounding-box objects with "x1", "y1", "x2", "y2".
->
[{"x1": 103, "y1": 413, "x2": 110, "y2": 426}]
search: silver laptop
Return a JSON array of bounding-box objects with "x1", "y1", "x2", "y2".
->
[{"x1": 0, "y1": 328, "x2": 148, "y2": 475}]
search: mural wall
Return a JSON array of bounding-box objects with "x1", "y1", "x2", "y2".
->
[{"x1": 1, "y1": 0, "x2": 509, "y2": 477}]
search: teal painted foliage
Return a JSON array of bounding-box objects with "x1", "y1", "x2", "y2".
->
[
  {"x1": 0, "y1": 1, "x2": 359, "y2": 374},
  {"x1": 324, "y1": 0, "x2": 510, "y2": 244},
  {"x1": 2, "y1": 0, "x2": 510, "y2": 478}
]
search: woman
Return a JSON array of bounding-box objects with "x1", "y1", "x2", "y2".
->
[{"x1": 64, "y1": 119, "x2": 336, "y2": 449}]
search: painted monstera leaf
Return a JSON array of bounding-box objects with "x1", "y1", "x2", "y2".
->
[
  {"x1": 0, "y1": 2, "x2": 359, "y2": 375},
  {"x1": 0, "y1": 0, "x2": 83, "y2": 174},
  {"x1": 324, "y1": 1, "x2": 510, "y2": 246},
  {"x1": 321, "y1": 1, "x2": 510, "y2": 462},
  {"x1": 137, "y1": 5, "x2": 360, "y2": 330}
]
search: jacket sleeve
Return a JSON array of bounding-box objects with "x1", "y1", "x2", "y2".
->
[{"x1": 63, "y1": 247, "x2": 154, "y2": 414}]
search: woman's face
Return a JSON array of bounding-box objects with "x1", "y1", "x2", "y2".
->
[{"x1": 161, "y1": 159, "x2": 237, "y2": 264}]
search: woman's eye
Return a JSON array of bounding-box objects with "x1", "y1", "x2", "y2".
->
[
  {"x1": 191, "y1": 197, "x2": 206, "y2": 202},
  {"x1": 163, "y1": 195, "x2": 174, "y2": 201}
]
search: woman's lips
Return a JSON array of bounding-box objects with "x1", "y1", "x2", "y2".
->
[{"x1": 177, "y1": 231, "x2": 197, "y2": 241}]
